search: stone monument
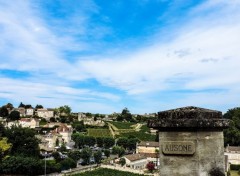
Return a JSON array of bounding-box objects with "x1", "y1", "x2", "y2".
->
[{"x1": 148, "y1": 106, "x2": 229, "y2": 176}]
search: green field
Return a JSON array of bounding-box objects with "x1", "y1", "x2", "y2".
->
[
  {"x1": 119, "y1": 124, "x2": 156, "y2": 141},
  {"x1": 87, "y1": 129, "x2": 112, "y2": 137},
  {"x1": 231, "y1": 171, "x2": 240, "y2": 176},
  {"x1": 72, "y1": 168, "x2": 146, "y2": 176},
  {"x1": 109, "y1": 121, "x2": 135, "y2": 129}
]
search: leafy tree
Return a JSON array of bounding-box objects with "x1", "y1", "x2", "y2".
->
[
  {"x1": 68, "y1": 150, "x2": 81, "y2": 162},
  {"x1": 0, "y1": 137, "x2": 12, "y2": 160},
  {"x1": 81, "y1": 147, "x2": 92, "y2": 164},
  {"x1": 146, "y1": 162, "x2": 155, "y2": 172},
  {"x1": 50, "y1": 117, "x2": 56, "y2": 122},
  {"x1": 8, "y1": 110, "x2": 20, "y2": 121},
  {"x1": 58, "y1": 105, "x2": 71, "y2": 117},
  {"x1": 5, "y1": 103, "x2": 13, "y2": 110},
  {"x1": 96, "y1": 137, "x2": 104, "y2": 147},
  {"x1": 103, "y1": 137, "x2": 115, "y2": 149},
  {"x1": 72, "y1": 133, "x2": 85, "y2": 148},
  {"x1": 25, "y1": 104, "x2": 32, "y2": 109},
  {"x1": 52, "y1": 151, "x2": 62, "y2": 162},
  {"x1": 93, "y1": 150, "x2": 102, "y2": 165},
  {"x1": 85, "y1": 112, "x2": 92, "y2": 117},
  {"x1": 35, "y1": 104, "x2": 43, "y2": 109},
  {"x1": 59, "y1": 144, "x2": 67, "y2": 153},
  {"x1": 128, "y1": 138, "x2": 139, "y2": 150},
  {"x1": 60, "y1": 157, "x2": 76, "y2": 171},
  {"x1": 224, "y1": 107, "x2": 240, "y2": 146},
  {"x1": 112, "y1": 146, "x2": 125, "y2": 157},
  {"x1": 117, "y1": 137, "x2": 129, "y2": 149},
  {"x1": 0, "y1": 106, "x2": 9, "y2": 117},
  {"x1": 85, "y1": 136, "x2": 96, "y2": 147},
  {"x1": 4, "y1": 125, "x2": 40, "y2": 157},
  {"x1": 72, "y1": 121, "x2": 86, "y2": 132},
  {"x1": 103, "y1": 149, "x2": 110, "y2": 158},
  {"x1": 119, "y1": 157, "x2": 126, "y2": 166}
]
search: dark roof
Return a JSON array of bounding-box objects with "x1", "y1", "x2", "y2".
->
[{"x1": 138, "y1": 141, "x2": 159, "y2": 147}]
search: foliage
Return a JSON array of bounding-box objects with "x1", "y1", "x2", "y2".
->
[
  {"x1": 88, "y1": 129, "x2": 112, "y2": 137},
  {"x1": 81, "y1": 147, "x2": 92, "y2": 164},
  {"x1": 116, "y1": 137, "x2": 129, "y2": 149},
  {"x1": 72, "y1": 121, "x2": 86, "y2": 132},
  {"x1": 112, "y1": 146, "x2": 125, "y2": 157},
  {"x1": 85, "y1": 136, "x2": 96, "y2": 147},
  {"x1": 68, "y1": 150, "x2": 81, "y2": 162},
  {"x1": 96, "y1": 137, "x2": 104, "y2": 147},
  {"x1": 39, "y1": 118, "x2": 47, "y2": 126},
  {"x1": 72, "y1": 168, "x2": 146, "y2": 176},
  {"x1": 35, "y1": 104, "x2": 44, "y2": 109},
  {"x1": 119, "y1": 157, "x2": 126, "y2": 166},
  {"x1": 0, "y1": 156, "x2": 43, "y2": 175},
  {"x1": 0, "y1": 106, "x2": 9, "y2": 117},
  {"x1": 4, "y1": 125, "x2": 40, "y2": 157},
  {"x1": 8, "y1": 110, "x2": 20, "y2": 121},
  {"x1": 93, "y1": 150, "x2": 102, "y2": 164},
  {"x1": 60, "y1": 157, "x2": 76, "y2": 171},
  {"x1": 146, "y1": 161, "x2": 155, "y2": 172},
  {"x1": 230, "y1": 164, "x2": 240, "y2": 170},
  {"x1": 103, "y1": 137, "x2": 115, "y2": 149},
  {"x1": 209, "y1": 167, "x2": 225, "y2": 176},
  {"x1": 224, "y1": 107, "x2": 240, "y2": 146},
  {"x1": 0, "y1": 137, "x2": 12, "y2": 160},
  {"x1": 52, "y1": 151, "x2": 62, "y2": 162},
  {"x1": 110, "y1": 121, "x2": 135, "y2": 129},
  {"x1": 103, "y1": 149, "x2": 110, "y2": 158}
]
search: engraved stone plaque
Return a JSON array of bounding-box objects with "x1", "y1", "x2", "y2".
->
[{"x1": 162, "y1": 141, "x2": 195, "y2": 155}]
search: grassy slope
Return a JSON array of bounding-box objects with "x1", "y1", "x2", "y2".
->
[{"x1": 72, "y1": 168, "x2": 146, "y2": 176}]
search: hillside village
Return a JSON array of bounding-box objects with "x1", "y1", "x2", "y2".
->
[
  {"x1": 1, "y1": 103, "x2": 240, "y2": 175},
  {"x1": 0, "y1": 102, "x2": 159, "y2": 175}
]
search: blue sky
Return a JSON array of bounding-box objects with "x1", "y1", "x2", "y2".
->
[{"x1": 0, "y1": 0, "x2": 240, "y2": 114}]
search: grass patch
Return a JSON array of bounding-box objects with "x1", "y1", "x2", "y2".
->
[
  {"x1": 72, "y1": 168, "x2": 146, "y2": 176},
  {"x1": 231, "y1": 171, "x2": 240, "y2": 176},
  {"x1": 109, "y1": 121, "x2": 135, "y2": 129},
  {"x1": 87, "y1": 129, "x2": 112, "y2": 137},
  {"x1": 118, "y1": 125, "x2": 156, "y2": 141}
]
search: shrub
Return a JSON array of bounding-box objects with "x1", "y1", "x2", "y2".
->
[
  {"x1": 209, "y1": 167, "x2": 225, "y2": 176},
  {"x1": 230, "y1": 164, "x2": 240, "y2": 170}
]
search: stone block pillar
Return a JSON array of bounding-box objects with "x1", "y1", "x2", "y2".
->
[{"x1": 148, "y1": 106, "x2": 229, "y2": 176}]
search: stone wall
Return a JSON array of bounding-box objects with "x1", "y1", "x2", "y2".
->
[{"x1": 159, "y1": 131, "x2": 225, "y2": 176}]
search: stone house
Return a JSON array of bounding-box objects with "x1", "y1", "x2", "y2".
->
[
  {"x1": 36, "y1": 108, "x2": 54, "y2": 119},
  {"x1": 54, "y1": 123, "x2": 73, "y2": 144},
  {"x1": 124, "y1": 153, "x2": 147, "y2": 170},
  {"x1": 19, "y1": 118, "x2": 39, "y2": 128},
  {"x1": 26, "y1": 107, "x2": 34, "y2": 116},
  {"x1": 14, "y1": 107, "x2": 26, "y2": 117}
]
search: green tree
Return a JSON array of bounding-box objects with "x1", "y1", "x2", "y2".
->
[
  {"x1": 8, "y1": 111, "x2": 20, "y2": 121},
  {"x1": 93, "y1": 150, "x2": 102, "y2": 165},
  {"x1": 52, "y1": 151, "x2": 62, "y2": 162},
  {"x1": 128, "y1": 138, "x2": 139, "y2": 150},
  {"x1": 35, "y1": 104, "x2": 43, "y2": 109},
  {"x1": 224, "y1": 107, "x2": 240, "y2": 146},
  {"x1": 58, "y1": 105, "x2": 71, "y2": 117},
  {"x1": 81, "y1": 147, "x2": 92, "y2": 164},
  {"x1": 60, "y1": 158, "x2": 76, "y2": 171},
  {"x1": 103, "y1": 149, "x2": 110, "y2": 158},
  {"x1": 0, "y1": 106, "x2": 9, "y2": 117},
  {"x1": 68, "y1": 150, "x2": 81, "y2": 162},
  {"x1": 72, "y1": 133, "x2": 85, "y2": 148},
  {"x1": 112, "y1": 146, "x2": 125, "y2": 157},
  {"x1": 117, "y1": 137, "x2": 128, "y2": 149},
  {"x1": 4, "y1": 125, "x2": 40, "y2": 157},
  {"x1": 103, "y1": 137, "x2": 115, "y2": 149},
  {"x1": 96, "y1": 137, "x2": 104, "y2": 147},
  {"x1": 0, "y1": 137, "x2": 12, "y2": 160},
  {"x1": 84, "y1": 136, "x2": 96, "y2": 147},
  {"x1": 119, "y1": 157, "x2": 126, "y2": 166}
]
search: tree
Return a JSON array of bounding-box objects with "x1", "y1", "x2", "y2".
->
[
  {"x1": 8, "y1": 110, "x2": 20, "y2": 121},
  {"x1": 112, "y1": 146, "x2": 125, "y2": 157},
  {"x1": 103, "y1": 149, "x2": 110, "y2": 158},
  {"x1": 4, "y1": 125, "x2": 40, "y2": 157},
  {"x1": 81, "y1": 147, "x2": 92, "y2": 164},
  {"x1": 146, "y1": 161, "x2": 155, "y2": 173},
  {"x1": 117, "y1": 137, "x2": 129, "y2": 149},
  {"x1": 0, "y1": 137, "x2": 12, "y2": 160},
  {"x1": 52, "y1": 151, "x2": 62, "y2": 162},
  {"x1": 119, "y1": 158, "x2": 126, "y2": 166},
  {"x1": 96, "y1": 137, "x2": 104, "y2": 147},
  {"x1": 5, "y1": 103, "x2": 13, "y2": 110},
  {"x1": 58, "y1": 105, "x2": 71, "y2": 117},
  {"x1": 103, "y1": 137, "x2": 115, "y2": 149},
  {"x1": 93, "y1": 150, "x2": 102, "y2": 165},
  {"x1": 68, "y1": 150, "x2": 81, "y2": 162},
  {"x1": 223, "y1": 107, "x2": 240, "y2": 146},
  {"x1": 72, "y1": 133, "x2": 85, "y2": 148},
  {"x1": 60, "y1": 158, "x2": 76, "y2": 171},
  {"x1": 84, "y1": 136, "x2": 96, "y2": 147},
  {"x1": 0, "y1": 106, "x2": 9, "y2": 117},
  {"x1": 35, "y1": 104, "x2": 43, "y2": 109},
  {"x1": 128, "y1": 138, "x2": 139, "y2": 150}
]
